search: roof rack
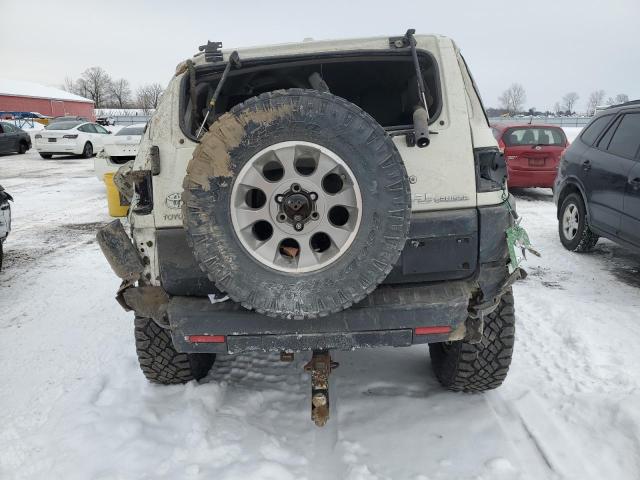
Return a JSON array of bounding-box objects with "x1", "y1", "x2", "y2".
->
[{"x1": 607, "y1": 99, "x2": 640, "y2": 109}]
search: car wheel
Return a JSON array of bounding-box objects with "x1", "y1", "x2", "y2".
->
[
  {"x1": 558, "y1": 192, "x2": 599, "y2": 252},
  {"x1": 429, "y1": 289, "x2": 515, "y2": 392},
  {"x1": 18, "y1": 141, "x2": 28, "y2": 154},
  {"x1": 82, "y1": 142, "x2": 93, "y2": 159},
  {"x1": 39, "y1": 153, "x2": 53, "y2": 159},
  {"x1": 134, "y1": 316, "x2": 215, "y2": 384},
  {"x1": 183, "y1": 89, "x2": 411, "y2": 319}
]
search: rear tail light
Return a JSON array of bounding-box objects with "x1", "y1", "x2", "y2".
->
[
  {"x1": 475, "y1": 147, "x2": 507, "y2": 192},
  {"x1": 34, "y1": 134, "x2": 42, "y2": 139},
  {"x1": 186, "y1": 335, "x2": 225, "y2": 343},
  {"x1": 415, "y1": 326, "x2": 452, "y2": 335},
  {"x1": 63, "y1": 134, "x2": 78, "y2": 139},
  {"x1": 498, "y1": 138, "x2": 506, "y2": 153}
]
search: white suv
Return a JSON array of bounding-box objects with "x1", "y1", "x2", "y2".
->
[{"x1": 98, "y1": 30, "x2": 519, "y2": 425}]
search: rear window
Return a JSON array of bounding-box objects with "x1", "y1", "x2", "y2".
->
[
  {"x1": 503, "y1": 127, "x2": 566, "y2": 146},
  {"x1": 45, "y1": 121, "x2": 81, "y2": 130},
  {"x1": 182, "y1": 52, "x2": 441, "y2": 138},
  {"x1": 116, "y1": 126, "x2": 144, "y2": 136},
  {"x1": 580, "y1": 115, "x2": 613, "y2": 145}
]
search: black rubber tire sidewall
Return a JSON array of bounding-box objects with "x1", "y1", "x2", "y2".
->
[
  {"x1": 183, "y1": 89, "x2": 411, "y2": 319},
  {"x1": 82, "y1": 142, "x2": 93, "y2": 158},
  {"x1": 429, "y1": 289, "x2": 516, "y2": 392},
  {"x1": 40, "y1": 153, "x2": 52, "y2": 159},
  {"x1": 559, "y1": 193, "x2": 589, "y2": 251}
]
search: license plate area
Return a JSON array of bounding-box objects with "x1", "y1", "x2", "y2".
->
[
  {"x1": 528, "y1": 157, "x2": 545, "y2": 167},
  {"x1": 48, "y1": 138, "x2": 57, "y2": 143}
]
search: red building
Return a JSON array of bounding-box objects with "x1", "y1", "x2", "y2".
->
[{"x1": 0, "y1": 79, "x2": 94, "y2": 119}]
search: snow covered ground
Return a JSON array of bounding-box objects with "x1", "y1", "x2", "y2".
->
[{"x1": 1, "y1": 147, "x2": 639, "y2": 480}]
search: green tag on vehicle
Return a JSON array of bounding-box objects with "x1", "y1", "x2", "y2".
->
[{"x1": 502, "y1": 192, "x2": 540, "y2": 273}]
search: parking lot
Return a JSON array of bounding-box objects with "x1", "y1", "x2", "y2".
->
[{"x1": 1, "y1": 149, "x2": 639, "y2": 479}]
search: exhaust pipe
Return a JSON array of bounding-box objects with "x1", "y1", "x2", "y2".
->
[{"x1": 413, "y1": 106, "x2": 430, "y2": 148}]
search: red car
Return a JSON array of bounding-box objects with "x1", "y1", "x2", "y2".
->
[{"x1": 491, "y1": 124, "x2": 569, "y2": 188}]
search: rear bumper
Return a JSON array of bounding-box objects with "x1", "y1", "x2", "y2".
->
[
  {"x1": 169, "y1": 281, "x2": 472, "y2": 354},
  {"x1": 36, "y1": 142, "x2": 82, "y2": 154},
  {"x1": 507, "y1": 167, "x2": 557, "y2": 188}
]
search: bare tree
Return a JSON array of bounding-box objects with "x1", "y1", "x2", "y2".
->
[
  {"x1": 615, "y1": 93, "x2": 629, "y2": 104},
  {"x1": 109, "y1": 78, "x2": 132, "y2": 108},
  {"x1": 553, "y1": 102, "x2": 562, "y2": 115},
  {"x1": 61, "y1": 76, "x2": 77, "y2": 93},
  {"x1": 562, "y1": 92, "x2": 579, "y2": 114},
  {"x1": 136, "y1": 83, "x2": 164, "y2": 113},
  {"x1": 586, "y1": 89, "x2": 606, "y2": 115},
  {"x1": 498, "y1": 83, "x2": 526, "y2": 115},
  {"x1": 77, "y1": 67, "x2": 113, "y2": 108}
]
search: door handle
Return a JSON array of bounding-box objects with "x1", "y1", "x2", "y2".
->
[
  {"x1": 629, "y1": 177, "x2": 640, "y2": 190},
  {"x1": 582, "y1": 160, "x2": 591, "y2": 171}
]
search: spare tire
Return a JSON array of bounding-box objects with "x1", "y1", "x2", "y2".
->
[{"x1": 183, "y1": 89, "x2": 410, "y2": 319}]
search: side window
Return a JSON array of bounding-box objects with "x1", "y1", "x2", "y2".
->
[
  {"x1": 580, "y1": 115, "x2": 613, "y2": 146},
  {"x1": 605, "y1": 113, "x2": 640, "y2": 159},
  {"x1": 81, "y1": 124, "x2": 97, "y2": 133},
  {"x1": 3, "y1": 123, "x2": 15, "y2": 133},
  {"x1": 77, "y1": 124, "x2": 89, "y2": 133},
  {"x1": 94, "y1": 124, "x2": 108, "y2": 134},
  {"x1": 0, "y1": 123, "x2": 4, "y2": 134},
  {"x1": 596, "y1": 116, "x2": 621, "y2": 150}
]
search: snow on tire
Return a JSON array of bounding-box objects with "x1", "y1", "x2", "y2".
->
[
  {"x1": 182, "y1": 89, "x2": 411, "y2": 319},
  {"x1": 429, "y1": 289, "x2": 515, "y2": 392},
  {"x1": 134, "y1": 317, "x2": 215, "y2": 384}
]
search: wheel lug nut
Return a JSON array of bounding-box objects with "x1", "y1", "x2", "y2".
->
[
  {"x1": 275, "y1": 194, "x2": 284, "y2": 204},
  {"x1": 291, "y1": 183, "x2": 301, "y2": 192},
  {"x1": 277, "y1": 213, "x2": 287, "y2": 222},
  {"x1": 311, "y1": 211, "x2": 319, "y2": 220},
  {"x1": 310, "y1": 192, "x2": 318, "y2": 201},
  {"x1": 294, "y1": 222, "x2": 303, "y2": 231}
]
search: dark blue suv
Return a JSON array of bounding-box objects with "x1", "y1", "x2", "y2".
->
[{"x1": 554, "y1": 101, "x2": 640, "y2": 253}]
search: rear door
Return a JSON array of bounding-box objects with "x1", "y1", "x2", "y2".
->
[
  {"x1": 503, "y1": 127, "x2": 567, "y2": 172},
  {"x1": 616, "y1": 112, "x2": 640, "y2": 246},
  {"x1": 92, "y1": 123, "x2": 110, "y2": 150},
  {"x1": 579, "y1": 114, "x2": 635, "y2": 235}
]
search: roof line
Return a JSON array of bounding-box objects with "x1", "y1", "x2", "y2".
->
[{"x1": 0, "y1": 92, "x2": 94, "y2": 104}]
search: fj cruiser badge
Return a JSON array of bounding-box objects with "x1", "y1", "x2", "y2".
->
[
  {"x1": 413, "y1": 193, "x2": 469, "y2": 204},
  {"x1": 166, "y1": 193, "x2": 183, "y2": 209}
]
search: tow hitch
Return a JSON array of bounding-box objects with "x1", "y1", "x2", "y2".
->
[{"x1": 304, "y1": 350, "x2": 339, "y2": 427}]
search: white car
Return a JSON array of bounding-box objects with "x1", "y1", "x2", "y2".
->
[
  {"x1": 35, "y1": 120, "x2": 111, "y2": 159},
  {"x1": 94, "y1": 123, "x2": 145, "y2": 181}
]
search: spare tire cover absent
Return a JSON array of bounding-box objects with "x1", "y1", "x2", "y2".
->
[{"x1": 183, "y1": 89, "x2": 410, "y2": 319}]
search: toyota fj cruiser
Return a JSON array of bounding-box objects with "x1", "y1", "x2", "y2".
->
[{"x1": 98, "y1": 30, "x2": 522, "y2": 426}]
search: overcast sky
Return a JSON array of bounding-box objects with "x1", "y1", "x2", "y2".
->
[{"x1": 1, "y1": 0, "x2": 638, "y2": 111}]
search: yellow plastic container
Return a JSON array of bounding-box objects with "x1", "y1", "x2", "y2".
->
[{"x1": 104, "y1": 172, "x2": 129, "y2": 217}]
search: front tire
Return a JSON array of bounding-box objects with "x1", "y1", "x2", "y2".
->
[
  {"x1": 18, "y1": 142, "x2": 28, "y2": 154},
  {"x1": 134, "y1": 317, "x2": 215, "y2": 384},
  {"x1": 81, "y1": 142, "x2": 93, "y2": 159},
  {"x1": 558, "y1": 192, "x2": 598, "y2": 252},
  {"x1": 429, "y1": 289, "x2": 515, "y2": 392}
]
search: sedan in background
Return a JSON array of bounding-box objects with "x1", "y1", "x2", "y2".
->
[
  {"x1": 94, "y1": 124, "x2": 145, "y2": 180},
  {"x1": 492, "y1": 124, "x2": 569, "y2": 188},
  {"x1": 35, "y1": 121, "x2": 111, "y2": 159},
  {"x1": 0, "y1": 122, "x2": 32, "y2": 154}
]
